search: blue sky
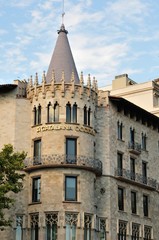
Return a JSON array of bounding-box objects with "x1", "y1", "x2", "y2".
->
[{"x1": 0, "y1": 0, "x2": 159, "y2": 87}]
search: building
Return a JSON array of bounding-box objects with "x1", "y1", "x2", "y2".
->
[
  {"x1": 0, "y1": 23, "x2": 159, "y2": 240},
  {"x1": 101, "y1": 73, "x2": 159, "y2": 116}
]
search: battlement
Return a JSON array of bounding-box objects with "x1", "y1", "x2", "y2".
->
[{"x1": 26, "y1": 71, "x2": 98, "y2": 103}]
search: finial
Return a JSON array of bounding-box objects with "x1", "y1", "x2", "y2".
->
[
  {"x1": 62, "y1": 0, "x2": 65, "y2": 25},
  {"x1": 80, "y1": 71, "x2": 84, "y2": 85},
  {"x1": 34, "y1": 72, "x2": 38, "y2": 86},
  {"x1": 42, "y1": 71, "x2": 46, "y2": 83}
]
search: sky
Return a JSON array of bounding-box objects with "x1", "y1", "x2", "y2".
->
[{"x1": 0, "y1": 0, "x2": 159, "y2": 87}]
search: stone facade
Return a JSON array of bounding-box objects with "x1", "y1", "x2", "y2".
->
[{"x1": 0, "y1": 24, "x2": 159, "y2": 240}]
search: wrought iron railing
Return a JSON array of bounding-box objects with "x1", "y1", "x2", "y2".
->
[
  {"x1": 115, "y1": 168, "x2": 157, "y2": 189},
  {"x1": 128, "y1": 141, "x2": 141, "y2": 153},
  {"x1": 24, "y1": 154, "x2": 102, "y2": 175}
]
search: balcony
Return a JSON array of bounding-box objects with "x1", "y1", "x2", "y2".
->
[
  {"x1": 128, "y1": 141, "x2": 141, "y2": 154},
  {"x1": 115, "y1": 168, "x2": 157, "y2": 190},
  {"x1": 24, "y1": 154, "x2": 102, "y2": 176}
]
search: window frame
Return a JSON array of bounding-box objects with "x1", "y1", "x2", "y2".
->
[
  {"x1": 33, "y1": 139, "x2": 41, "y2": 164},
  {"x1": 117, "y1": 152, "x2": 123, "y2": 176},
  {"x1": 65, "y1": 176, "x2": 77, "y2": 202},
  {"x1": 118, "y1": 187, "x2": 124, "y2": 211},
  {"x1": 143, "y1": 195, "x2": 149, "y2": 217},
  {"x1": 32, "y1": 177, "x2": 41, "y2": 203},
  {"x1": 131, "y1": 191, "x2": 137, "y2": 214}
]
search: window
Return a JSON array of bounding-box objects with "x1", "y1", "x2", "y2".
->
[
  {"x1": 34, "y1": 105, "x2": 41, "y2": 125},
  {"x1": 118, "y1": 187, "x2": 124, "y2": 211},
  {"x1": 130, "y1": 158, "x2": 135, "y2": 180},
  {"x1": 32, "y1": 177, "x2": 41, "y2": 202},
  {"x1": 31, "y1": 214, "x2": 39, "y2": 240},
  {"x1": 54, "y1": 102, "x2": 59, "y2": 122},
  {"x1": 141, "y1": 133, "x2": 147, "y2": 150},
  {"x1": 130, "y1": 127, "x2": 135, "y2": 144},
  {"x1": 83, "y1": 106, "x2": 91, "y2": 126},
  {"x1": 100, "y1": 219, "x2": 106, "y2": 240},
  {"x1": 142, "y1": 162, "x2": 147, "y2": 184},
  {"x1": 45, "y1": 212, "x2": 58, "y2": 240},
  {"x1": 88, "y1": 107, "x2": 91, "y2": 126},
  {"x1": 16, "y1": 215, "x2": 23, "y2": 240},
  {"x1": 34, "y1": 139, "x2": 41, "y2": 164},
  {"x1": 47, "y1": 102, "x2": 54, "y2": 123},
  {"x1": 131, "y1": 191, "x2": 137, "y2": 214},
  {"x1": 72, "y1": 103, "x2": 77, "y2": 123},
  {"x1": 132, "y1": 223, "x2": 140, "y2": 240},
  {"x1": 118, "y1": 221, "x2": 127, "y2": 240},
  {"x1": 65, "y1": 176, "x2": 77, "y2": 201},
  {"x1": 47, "y1": 102, "x2": 59, "y2": 123},
  {"x1": 84, "y1": 105, "x2": 87, "y2": 125},
  {"x1": 66, "y1": 138, "x2": 77, "y2": 163},
  {"x1": 65, "y1": 213, "x2": 78, "y2": 240},
  {"x1": 66, "y1": 102, "x2": 71, "y2": 122},
  {"x1": 117, "y1": 152, "x2": 123, "y2": 176},
  {"x1": 143, "y1": 195, "x2": 148, "y2": 217},
  {"x1": 144, "y1": 226, "x2": 151, "y2": 240},
  {"x1": 117, "y1": 121, "x2": 123, "y2": 140},
  {"x1": 84, "y1": 214, "x2": 92, "y2": 240}
]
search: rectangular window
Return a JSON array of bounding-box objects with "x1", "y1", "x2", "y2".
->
[
  {"x1": 32, "y1": 177, "x2": 41, "y2": 202},
  {"x1": 143, "y1": 195, "x2": 149, "y2": 217},
  {"x1": 84, "y1": 215, "x2": 92, "y2": 240},
  {"x1": 118, "y1": 187, "x2": 124, "y2": 211},
  {"x1": 31, "y1": 214, "x2": 39, "y2": 240},
  {"x1": 34, "y1": 139, "x2": 41, "y2": 164},
  {"x1": 130, "y1": 128, "x2": 135, "y2": 143},
  {"x1": 132, "y1": 223, "x2": 140, "y2": 240},
  {"x1": 16, "y1": 215, "x2": 23, "y2": 240},
  {"x1": 66, "y1": 138, "x2": 77, "y2": 164},
  {"x1": 117, "y1": 121, "x2": 123, "y2": 140},
  {"x1": 118, "y1": 221, "x2": 127, "y2": 240},
  {"x1": 142, "y1": 162, "x2": 147, "y2": 184},
  {"x1": 45, "y1": 212, "x2": 58, "y2": 240},
  {"x1": 131, "y1": 191, "x2": 137, "y2": 214},
  {"x1": 65, "y1": 176, "x2": 77, "y2": 201},
  {"x1": 144, "y1": 226, "x2": 151, "y2": 240},
  {"x1": 130, "y1": 158, "x2": 135, "y2": 180},
  {"x1": 141, "y1": 133, "x2": 147, "y2": 150},
  {"x1": 117, "y1": 152, "x2": 123, "y2": 176}
]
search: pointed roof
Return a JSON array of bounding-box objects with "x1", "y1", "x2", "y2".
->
[{"x1": 46, "y1": 24, "x2": 79, "y2": 83}]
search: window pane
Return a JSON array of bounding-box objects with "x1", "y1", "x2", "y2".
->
[
  {"x1": 32, "y1": 177, "x2": 41, "y2": 202},
  {"x1": 66, "y1": 103, "x2": 71, "y2": 122},
  {"x1": 131, "y1": 192, "x2": 137, "y2": 214},
  {"x1": 65, "y1": 177, "x2": 77, "y2": 201},
  {"x1": 118, "y1": 188, "x2": 124, "y2": 211},
  {"x1": 66, "y1": 138, "x2": 76, "y2": 163},
  {"x1": 72, "y1": 103, "x2": 77, "y2": 123},
  {"x1": 34, "y1": 140, "x2": 41, "y2": 163}
]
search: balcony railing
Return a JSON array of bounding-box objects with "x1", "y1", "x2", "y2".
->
[
  {"x1": 115, "y1": 168, "x2": 157, "y2": 189},
  {"x1": 128, "y1": 141, "x2": 141, "y2": 154},
  {"x1": 24, "y1": 154, "x2": 102, "y2": 176}
]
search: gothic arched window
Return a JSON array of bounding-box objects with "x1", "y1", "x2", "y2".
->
[
  {"x1": 66, "y1": 102, "x2": 71, "y2": 123},
  {"x1": 72, "y1": 103, "x2": 77, "y2": 123}
]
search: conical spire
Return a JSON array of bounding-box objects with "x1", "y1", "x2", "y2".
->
[{"x1": 46, "y1": 24, "x2": 79, "y2": 84}]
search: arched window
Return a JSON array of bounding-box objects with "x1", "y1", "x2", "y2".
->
[
  {"x1": 37, "y1": 105, "x2": 41, "y2": 124},
  {"x1": 66, "y1": 102, "x2": 71, "y2": 123},
  {"x1": 34, "y1": 105, "x2": 41, "y2": 125},
  {"x1": 88, "y1": 107, "x2": 91, "y2": 126},
  {"x1": 72, "y1": 103, "x2": 77, "y2": 123},
  {"x1": 47, "y1": 102, "x2": 53, "y2": 123},
  {"x1": 54, "y1": 101, "x2": 59, "y2": 122},
  {"x1": 84, "y1": 105, "x2": 87, "y2": 125}
]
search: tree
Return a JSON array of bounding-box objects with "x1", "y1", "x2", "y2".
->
[{"x1": 0, "y1": 144, "x2": 26, "y2": 227}]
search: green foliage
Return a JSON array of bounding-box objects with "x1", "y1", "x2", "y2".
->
[{"x1": 0, "y1": 144, "x2": 26, "y2": 227}]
